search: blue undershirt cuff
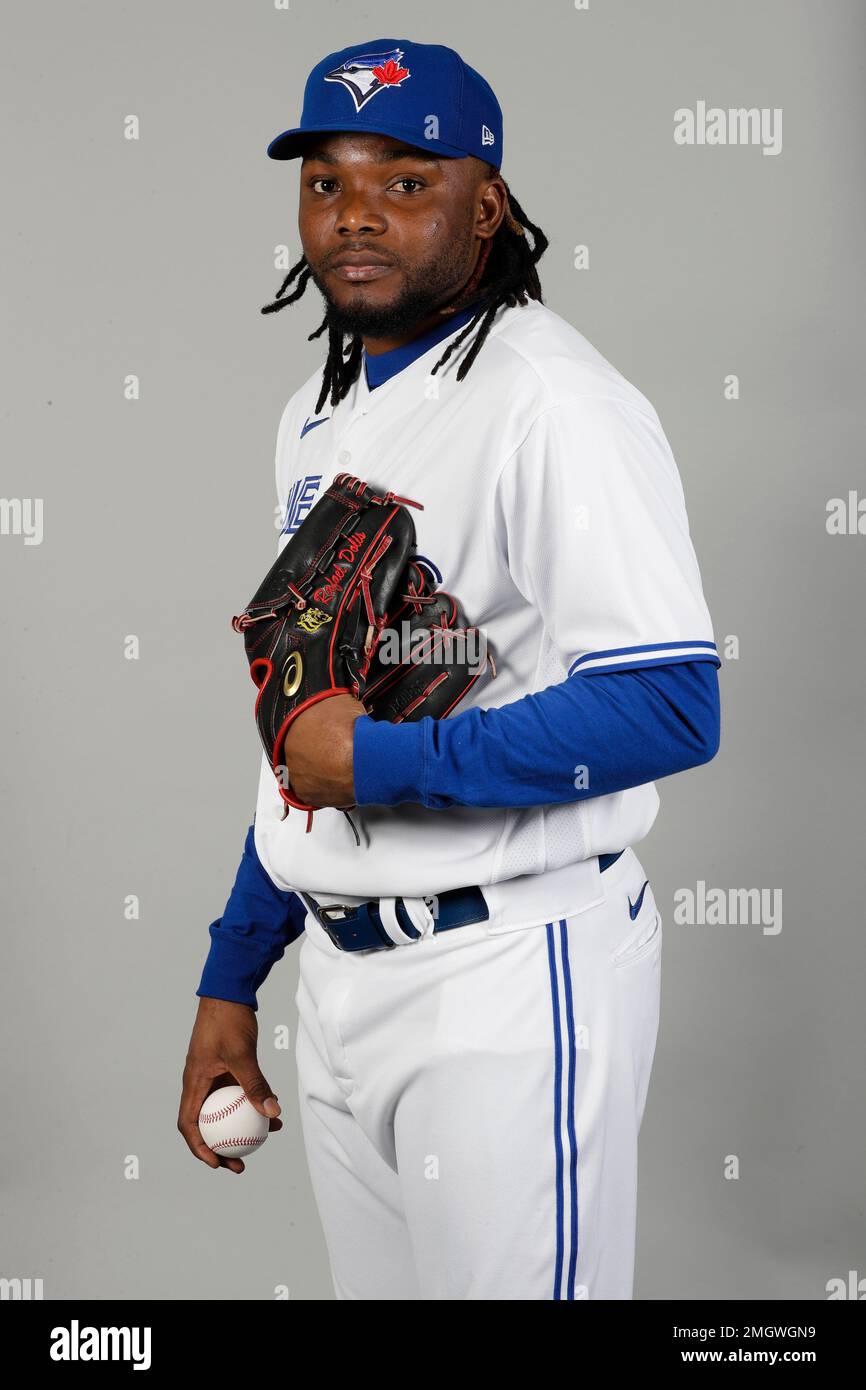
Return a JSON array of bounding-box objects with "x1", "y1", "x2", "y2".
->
[
  {"x1": 353, "y1": 714, "x2": 428, "y2": 806},
  {"x1": 197, "y1": 928, "x2": 280, "y2": 1011}
]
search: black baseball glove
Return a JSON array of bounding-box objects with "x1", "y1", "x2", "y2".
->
[{"x1": 232, "y1": 474, "x2": 495, "y2": 836}]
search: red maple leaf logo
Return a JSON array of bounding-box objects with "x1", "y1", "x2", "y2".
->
[{"x1": 372, "y1": 59, "x2": 409, "y2": 86}]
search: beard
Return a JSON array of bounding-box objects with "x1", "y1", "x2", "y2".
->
[{"x1": 307, "y1": 228, "x2": 478, "y2": 339}]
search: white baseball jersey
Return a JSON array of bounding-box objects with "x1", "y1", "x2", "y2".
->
[{"x1": 251, "y1": 297, "x2": 717, "y2": 919}]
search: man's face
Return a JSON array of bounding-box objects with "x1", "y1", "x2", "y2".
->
[{"x1": 297, "y1": 132, "x2": 499, "y2": 339}]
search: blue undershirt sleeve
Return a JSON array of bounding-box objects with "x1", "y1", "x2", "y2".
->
[
  {"x1": 196, "y1": 824, "x2": 307, "y2": 1010},
  {"x1": 353, "y1": 657, "x2": 720, "y2": 810}
]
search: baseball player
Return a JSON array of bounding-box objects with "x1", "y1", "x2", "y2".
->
[{"x1": 179, "y1": 38, "x2": 721, "y2": 1301}]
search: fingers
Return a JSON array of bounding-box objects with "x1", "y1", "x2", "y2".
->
[
  {"x1": 177, "y1": 1064, "x2": 224, "y2": 1171},
  {"x1": 215, "y1": 1154, "x2": 246, "y2": 1175},
  {"x1": 230, "y1": 1062, "x2": 281, "y2": 1122}
]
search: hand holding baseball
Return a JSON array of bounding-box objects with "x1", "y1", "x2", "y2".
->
[{"x1": 178, "y1": 997, "x2": 282, "y2": 1174}]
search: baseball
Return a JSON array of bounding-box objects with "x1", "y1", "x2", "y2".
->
[{"x1": 198, "y1": 1085, "x2": 269, "y2": 1158}]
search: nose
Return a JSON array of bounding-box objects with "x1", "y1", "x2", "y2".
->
[{"x1": 334, "y1": 189, "x2": 387, "y2": 237}]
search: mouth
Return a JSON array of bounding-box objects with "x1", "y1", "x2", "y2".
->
[
  {"x1": 330, "y1": 263, "x2": 395, "y2": 283},
  {"x1": 328, "y1": 252, "x2": 396, "y2": 283}
]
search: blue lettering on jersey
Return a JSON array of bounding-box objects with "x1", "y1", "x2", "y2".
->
[{"x1": 282, "y1": 475, "x2": 322, "y2": 534}]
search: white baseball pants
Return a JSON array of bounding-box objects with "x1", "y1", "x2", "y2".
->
[{"x1": 293, "y1": 846, "x2": 662, "y2": 1300}]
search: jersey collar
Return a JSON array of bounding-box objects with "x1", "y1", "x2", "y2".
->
[{"x1": 362, "y1": 302, "x2": 482, "y2": 391}]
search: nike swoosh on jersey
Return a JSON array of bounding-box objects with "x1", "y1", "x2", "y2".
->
[
  {"x1": 299, "y1": 415, "x2": 330, "y2": 438},
  {"x1": 628, "y1": 881, "x2": 650, "y2": 920}
]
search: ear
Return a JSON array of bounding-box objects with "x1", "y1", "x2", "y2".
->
[{"x1": 474, "y1": 175, "x2": 507, "y2": 242}]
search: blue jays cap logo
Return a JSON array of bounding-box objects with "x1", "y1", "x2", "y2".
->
[{"x1": 324, "y1": 46, "x2": 411, "y2": 113}]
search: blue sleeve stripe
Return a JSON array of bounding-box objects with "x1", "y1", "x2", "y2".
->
[{"x1": 568, "y1": 640, "x2": 720, "y2": 677}]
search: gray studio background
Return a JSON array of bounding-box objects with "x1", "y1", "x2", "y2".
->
[{"x1": 2, "y1": 0, "x2": 864, "y2": 1300}]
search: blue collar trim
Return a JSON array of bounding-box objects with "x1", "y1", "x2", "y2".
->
[{"x1": 363, "y1": 303, "x2": 481, "y2": 390}]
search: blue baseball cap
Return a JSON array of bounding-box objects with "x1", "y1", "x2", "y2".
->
[{"x1": 267, "y1": 38, "x2": 504, "y2": 169}]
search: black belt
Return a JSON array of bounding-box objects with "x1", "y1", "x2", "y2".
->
[{"x1": 301, "y1": 851, "x2": 624, "y2": 954}]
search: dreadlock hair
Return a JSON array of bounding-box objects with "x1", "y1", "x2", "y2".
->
[{"x1": 260, "y1": 169, "x2": 549, "y2": 416}]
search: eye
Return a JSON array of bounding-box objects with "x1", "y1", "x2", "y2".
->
[
  {"x1": 309, "y1": 177, "x2": 338, "y2": 194},
  {"x1": 389, "y1": 178, "x2": 424, "y2": 194}
]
